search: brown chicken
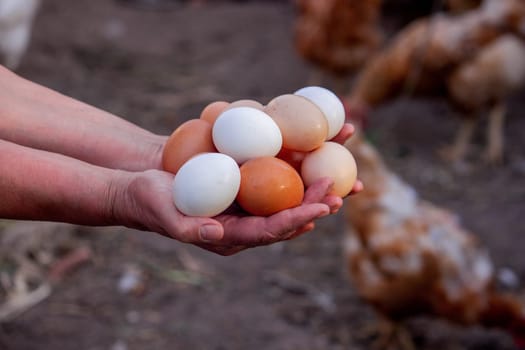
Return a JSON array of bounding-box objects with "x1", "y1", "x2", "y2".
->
[
  {"x1": 293, "y1": 0, "x2": 383, "y2": 91},
  {"x1": 292, "y1": 0, "x2": 483, "y2": 92},
  {"x1": 444, "y1": 34, "x2": 525, "y2": 163},
  {"x1": 343, "y1": 130, "x2": 525, "y2": 348},
  {"x1": 446, "y1": 0, "x2": 483, "y2": 13},
  {"x1": 345, "y1": 0, "x2": 525, "y2": 164}
]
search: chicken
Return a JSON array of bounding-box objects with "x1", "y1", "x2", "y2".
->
[
  {"x1": 345, "y1": 0, "x2": 525, "y2": 164},
  {"x1": 292, "y1": 0, "x2": 483, "y2": 93},
  {"x1": 0, "y1": 0, "x2": 40, "y2": 70},
  {"x1": 446, "y1": 0, "x2": 482, "y2": 13},
  {"x1": 444, "y1": 34, "x2": 525, "y2": 163},
  {"x1": 342, "y1": 130, "x2": 525, "y2": 348},
  {"x1": 293, "y1": 0, "x2": 383, "y2": 92}
]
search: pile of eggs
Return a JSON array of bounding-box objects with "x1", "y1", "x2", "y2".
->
[{"x1": 162, "y1": 86, "x2": 357, "y2": 217}]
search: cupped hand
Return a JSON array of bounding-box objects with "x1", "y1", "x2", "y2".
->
[
  {"x1": 196, "y1": 176, "x2": 342, "y2": 255},
  {"x1": 115, "y1": 169, "x2": 360, "y2": 256},
  {"x1": 114, "y1": 122, "x2": 363, "y2": 256}
]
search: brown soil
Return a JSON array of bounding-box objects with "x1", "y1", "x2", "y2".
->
[{"x1": 1, "y1": 1, "x2": 524, "y2": 349}]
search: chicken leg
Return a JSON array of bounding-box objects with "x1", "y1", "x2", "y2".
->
[
  {"x1": 357, "y1": 315, "x2": 416, "y2": 350},
  {"x1": 484, "y1": 102, "x2": 505, "y2": 165},
  {"x1": 438, "y1": 116, "x2": 476, "y2": 163}
]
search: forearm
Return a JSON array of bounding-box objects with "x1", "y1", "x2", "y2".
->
[
  {"x1": 0, "y1": 139, "x2": 131, "y2": 225},
  {"x1": 0, "y1": 65, "x2": 167, "y2": 171}
]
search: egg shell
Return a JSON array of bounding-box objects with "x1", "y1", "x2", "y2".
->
[
  {"x1": 200, "y1": 101, "x2": 230, "y2": 125},
  {"x1": 212, "y1": 107, "x2": 283, "y2": 164},
  {"x1": 276, "y1": 147, "x2": 307, "y2": 173},
  {"x1": 301, "y1": 142, "x2": 357, "y2": 197},
  {"x1": 264, "y1": 94, "x2": 328, "y2": 152},
  {"x1": 172, "y1": 153, "x2": 241, "y2": 217},
  {"x1": 294, "y1": 86, "x2": 345, "y2": 140},
  {"x1": 162, "y1": 119, "x2": 217, "y2": 175},
  {"x1": 237, "y1": 157, "x2": 305, "y2": 216},
  {"x1": 226, "y1": 99, "x2": 264, "y2": 111}
]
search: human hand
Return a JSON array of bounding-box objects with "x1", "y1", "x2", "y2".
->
[
  {"x1": 111, "y1": 122, "x2": 363, "y2": 256},
  {"x1": 113, "y1": 169, "x2": 360, "y2": 256},
  {"x1": 328, "y1": 122, "x2": 364, "y2": 193}
]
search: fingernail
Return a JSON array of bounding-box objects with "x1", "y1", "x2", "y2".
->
[
  {"x1": 331, "y1": 207, "x2": 341, "y2": 214},
  {"x1": 199, "y1": 224, "x2": 223, "y2": 242},
  {"x1": 317, "y1": 208, "x2": 330, "y2": 218}
]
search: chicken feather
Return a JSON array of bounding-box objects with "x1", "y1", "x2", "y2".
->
[
  {"x1": 293, "y1": 0, "x2": 383, "y2": 91},
  {"x1": 343, "y1": 130, "x2": 525, "y2": 344},
  {"x1": 346, "y1": 0, "x2": 525, "y2": 164}
]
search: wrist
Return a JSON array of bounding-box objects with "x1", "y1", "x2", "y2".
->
[
  {"x1": 104, "y1": 170, "x2": 137, "y2": 228},
  {"x1": 0, "y1": 139, "x2": 133, "y2": 226},
  {"x1": 106, "y1": 169, "x2": 174, "y2": 234},
  {"x1": 139, "y1": 135, "x2": 168, "y2": 171}
]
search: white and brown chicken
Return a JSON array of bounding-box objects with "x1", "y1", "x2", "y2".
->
[
  {"x1": 342, "y1": 129, "x2": 525, "y2": 348},
  {"x1": 345, "y1": 0, "x2": 525, "y2": 165}
]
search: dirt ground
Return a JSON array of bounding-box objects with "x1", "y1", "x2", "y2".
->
[{"x1": 1, "y1": 1, "x2": 525, "y2": 349}]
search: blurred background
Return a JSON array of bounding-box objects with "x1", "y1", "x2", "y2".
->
[{"x1": 1, "y1": 0, "x2": 525, "y2": 349}]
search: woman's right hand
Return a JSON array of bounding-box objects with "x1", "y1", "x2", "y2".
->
[{"x1": 112, "y1": 169, "x2": 349, "y2": 256}]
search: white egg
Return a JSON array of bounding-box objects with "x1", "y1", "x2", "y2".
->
[
  {"x1": 294, "y1": 86, "x2": 345, "y2": 140},
  {"x1": 212, "y1": 107, "x2": 283, "y2": 164},
  {"x1": 172, "y1": 153, "x2": 241, "y2": 217}
]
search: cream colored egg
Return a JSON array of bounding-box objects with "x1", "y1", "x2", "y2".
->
[
  {"x1": 301, "y1": 142, "x2": 357, "y2": 197},
  {"x1": 294, "y1": 86, "x2": 345, "y2": 140},
  {"x1": 264, "y1": 94, "x2": 328, "y2": 152}
]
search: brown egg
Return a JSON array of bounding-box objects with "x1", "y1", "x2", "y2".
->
[
  {"x1": 301, "y1": 142, "x2": 357, "y2": 197},
  {"x1": 276, "y1": 147, "x2": 307, "y2": 172},
  {"x1": 162, "y1": 119, "x2": 217, "y2": 174},
  {"x1": 264, "y1": 94, "x2": 328, "y2": 152},
  {"x1": 200, "y1": 101, "x2": 230, "y2": 125},
  {"x1": 237, "y1": 157, "x2": 305, "y2": 216},
  {"x1": 226, "y1": 99, "x2": 264, "y2": 111}
]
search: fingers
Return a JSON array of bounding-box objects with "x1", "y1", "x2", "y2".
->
[
  {"x1": 285, "y1": 221, "x2": 315, "y2": 240},
  {"x1": 189, "y1": 201, "x2": 327, "y2": 255},
  {"x1": 197, "y1": 223, "x2": 224, "y2": 242},
  {"x1": 164, "y1": 216, "x2": 223, "y2": 243},
  {"x1": 164, "y1": 178, "x2": 359, "y2": 255},
  {"x1": 321, "y1": 194, "x2": 344, "y2": 214},
  {"x1": 350, "y1": 179, "x2": 364, "y2": 195},
  {"x1": 265, "y1": 203, "x2": 329, "y2": 236},
  {"x1": 330, "y1": 123, "x2": 355, "y2": 144},
  {"x1": 216, "y1": 201, "x2": 330, "y2": 247},
  {"x1": 303, "y1": 177, "x2": 345, "y2": 213},
  {"x1": 163, "y1": 174, "x2": 354, "y2": 256},
  {"x1": 302, "y1": 177, "x2": 335, "y2": 204}
]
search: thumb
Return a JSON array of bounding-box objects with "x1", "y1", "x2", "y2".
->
[
  {"x1": 161, "y1": 208, "x2": 224, "y2": 244},
  {"x1": 197, "y1": 222, "x2": 224, "y2": 242}
]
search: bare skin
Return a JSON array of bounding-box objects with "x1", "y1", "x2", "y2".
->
[{"x1": 0, "y1": 66, "x2": 362, "y2": 256}]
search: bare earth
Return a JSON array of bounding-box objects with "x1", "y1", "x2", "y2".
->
[{"x1": 1, "y1": 1, "x2": 525, "y2": 349}]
